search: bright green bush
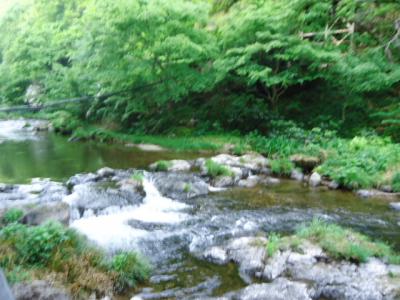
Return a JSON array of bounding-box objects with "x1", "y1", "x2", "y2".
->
[
  {"x1": 2, "y1": 208, "x2": 24, "y2": 225},
  {"x1": 0, "y1": 221, "x2": 150, "y2": 295},
  {"x1": 205, "y1": 159, "x2": 233, "y2": 178}
]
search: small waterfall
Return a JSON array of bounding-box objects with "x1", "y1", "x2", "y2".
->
[{"x1": 69, "y1": 175, "x2": 189, "y2": 252}]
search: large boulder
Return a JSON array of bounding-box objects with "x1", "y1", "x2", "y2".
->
[
  {"x1": 21, "y1": 202, "x2": 70, "y2": 226},
  {"x1": 64, "y1": 183, "x2": 144, "y2": 219},
  {"x1": 309, "y1": 172, "x2": 322, "y2": 187},
  {"x1": 25, "y1": 84, "x2": 42, "y2": 107},
  {"x1": 149, "y1": 160, "x2": 192, "y2": 172},
  {"x1": 390, "y1": 202, "x2": 400, "y2": 211},
  {"x1": 12, "y1": 280, "x2": 70, "y2": 300},
  {"x1": 226, "y1": 237, "x2": 267, "y2": 283},
  {"x1": 0, "y1": 270, "x2": 13, "y2": 300},
  {"x1": 234, "y1": 278, "x2": 312, "y2": 300},
  {"x1": 152, "y1": 172, "x2": 209, "y2": 200}
]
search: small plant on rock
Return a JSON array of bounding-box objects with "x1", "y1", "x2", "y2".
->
[
  {"x1": 154, "y1": 160, "x2": 172, "y2": 172},
  {"x1": 131, "y1": 171, "x2": 144, "y2": 182},
  {"x1": 205, "y1": 159, "x2": 233, "y2": 178},
  {"x1": 266, "y1": 232, "x2": 281, "y2": 257}
]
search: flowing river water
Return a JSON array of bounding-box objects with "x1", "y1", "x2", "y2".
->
[{"x1": 0, "y1": 120, "x2": 399, "y2": 299}]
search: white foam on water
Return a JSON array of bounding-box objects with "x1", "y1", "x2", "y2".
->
[{"x1": 70, "y1": 177, "x2": 189, "y2": 251}]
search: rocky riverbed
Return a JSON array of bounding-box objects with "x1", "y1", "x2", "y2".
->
[{"x1": 0, "y1": 120, "x2": 399, "y2": 299}]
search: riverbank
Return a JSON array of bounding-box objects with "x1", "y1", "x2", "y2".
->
[{"x1": 37, "y1": 113, "x2": 400, "y2": 195}]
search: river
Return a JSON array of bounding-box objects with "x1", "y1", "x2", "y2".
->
[{"x1": 0, "y1": 120, "x2": 399, "y2": 299}]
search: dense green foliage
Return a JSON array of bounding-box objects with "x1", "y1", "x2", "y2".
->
[
  {"x1": 0, "y1": 0, "x2": 399, "y2": 138},
  {"x1": 0, "y1": 217, "x2": 150, "y2": 296},
  {"x1": 245, "y1": 121, "x2": 400, "y2": 190}
]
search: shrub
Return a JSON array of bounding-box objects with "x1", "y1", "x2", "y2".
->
[
  {"x1": 205, "y1": 159, "x2": 233, "y2": 177},
  {"x1": 392, "y1": 172, "x2": 400, "y2": 192},
  {"x1": 48, "y1": 111, "x2": 82, "y2": 134},
  {"x1": 2, "y1": 208, "x2": 24, "y2": 225},
  {"x1": 0, "y1": 222, "x2": 150, "y2": 295},
  {"x1": 270, "y1": 158, "x2": 294, "y2": 176}
]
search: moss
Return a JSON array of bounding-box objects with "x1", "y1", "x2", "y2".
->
[{"x1": 205, "y1": 159, "x2": 233, "y2": 178}]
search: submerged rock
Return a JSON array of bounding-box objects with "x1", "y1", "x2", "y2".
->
[{"x1": 357, "y1": 189, "x2": 400, "y2": 199}]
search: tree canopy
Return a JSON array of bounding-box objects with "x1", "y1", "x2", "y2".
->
[{"x1": 0, "y1": 0, "x2": 399, "y2": 137}]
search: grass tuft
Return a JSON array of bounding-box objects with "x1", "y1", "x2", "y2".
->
[
  {"x1": 205, "y1": 159, "x2": 233, "y2": 178},
  {"x1": 154, "y1": 160, "x2": 172, "y2": 171},
  {"x1": 270, "y1": 158, "x2": 294, "y2": 176},
  {"x1": 297, "y1": 219, "x2": 400, "y2": 264},
  {"x1": 266, "y1": 232, "x2": 281, "y2": 257}
]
